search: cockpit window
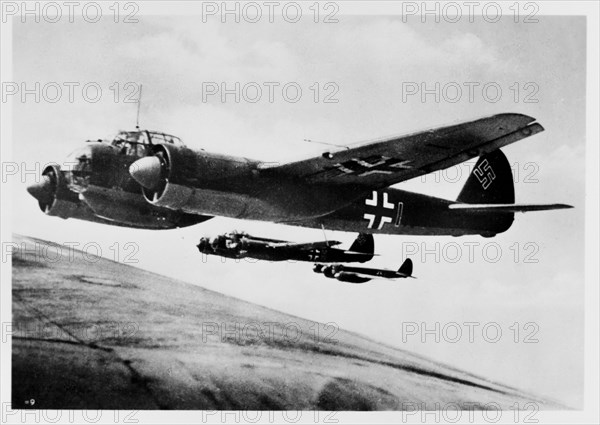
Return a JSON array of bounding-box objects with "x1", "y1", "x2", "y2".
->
[
  {"x1": 147, "y1": 131, "x2": 184, "y2": 146},
  {"x1": 111, "y1": 130, "x2": 184, "y2": 147},
  {"x1": 112, "y1": 131, "x2": 147, "y2": 146}
]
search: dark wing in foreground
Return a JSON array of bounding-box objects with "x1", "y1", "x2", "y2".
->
[{"x1": 261, "y1": 113, "x2": 543, "y2": 189}]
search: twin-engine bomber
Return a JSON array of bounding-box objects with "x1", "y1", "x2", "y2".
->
[
  {"x1": 198, "y1": 232, "x2": 374, "y2": 263},
  {"x1": 313, "y1": 259, "x2": 415, "y2": 284},
  {"x1": 27, "y1": 113, "x2": 572, "y2": 238}
]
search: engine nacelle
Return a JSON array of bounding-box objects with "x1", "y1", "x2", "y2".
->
[
  {"x1": 313, "y1": 264, "x2": 325, "y2": 273},
  {"x1": 322, "y1": 265, "x2": 339, "y2": 278},
  {"x1": 28, "y1": 165, "x2": 209, "y2": 229},
  {"x1": 334, "y1": 272, "x2": 371, "y2": 284},
  {"x1": 30, "y1": 164, "x2": 101, "y2": 222},
  {"x1": 130, "y1": 144, "x2": 359, "y2": 221},
  {"x1": 135, "y1": 144, "x2": 256, "y2": 218}
]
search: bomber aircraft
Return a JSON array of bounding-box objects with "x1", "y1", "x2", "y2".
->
[
  {"x1": 313, "y1": 258, "x2": 414, "y2": 284},
  {"x1": 27, "y1": 113, "x2": 572, "y2": 237},
  {"x1": 197, "y1": 231, "x2": 374, "y2": 263}
]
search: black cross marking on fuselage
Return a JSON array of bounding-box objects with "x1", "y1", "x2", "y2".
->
[
  {"x1": 307, "y1": 249, "x2": 322, "y2": 261},
  {"x1": 334, "y1": 155, "x2": 413, "y2": 177},
  {"x1": 363, "y1": 191, "x2": 395, "y2": 229}
]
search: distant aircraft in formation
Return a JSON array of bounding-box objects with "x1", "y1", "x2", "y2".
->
[
  {"x1": 26, "y1": 112, "x2": 572, "y2": 276},
  {"x1": 197, "y1": 231, "x2": 413, "y2": 283},
  {"x1": 313, "y1": 258, "x2": 414, "y2": 284}
]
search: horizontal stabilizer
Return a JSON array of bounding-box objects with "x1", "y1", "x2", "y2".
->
[
  {"x1": 448, "y1": 203, "x2": 573, "y2": 213},
  {"x1": 343, "y1": 250, "x2": 380, "y2": 256}
]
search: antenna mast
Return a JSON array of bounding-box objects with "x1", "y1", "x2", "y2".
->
[
  {"x1": 321, "y1": 224, "x2": 329, "y2": 244},
  {"x1": 135, "y1": 84, "x2": 143, "y2": 130}
]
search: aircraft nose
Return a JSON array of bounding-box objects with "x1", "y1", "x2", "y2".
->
[
  {"x1": 129, "y1": 156, "x2": 162, "y2": 189},
  {"x1": 27, "y1": 174, "x2": 54, "y2": 204}
]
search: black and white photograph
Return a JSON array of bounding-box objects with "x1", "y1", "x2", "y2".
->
[{"x1": 1, "y1": 1, "x2": 598, "y2": 424}]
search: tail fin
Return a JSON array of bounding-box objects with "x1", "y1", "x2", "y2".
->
[
  {"x1": 348, "y1": 233, "x2": 375, "y2": 263},
  {"x1": 455, "y1": 149, "x2": 515, "y2": 236},
  {"x1": 457, "y1": 149, "x2": 515, "y2": 205},
  {"x1": 398, "y1": 258, "x2": 413, "y2": 277},
  {"x1": 453, "y1": 149, "x2": 572, "y2": 235}
]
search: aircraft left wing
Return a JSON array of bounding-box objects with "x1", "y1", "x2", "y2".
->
[
  {"x1": 346, "y1": 271, "x2": 415, "y2": 280},
  {"x1": 260, "y1": 113, "x2": 543, "y2": 189}
]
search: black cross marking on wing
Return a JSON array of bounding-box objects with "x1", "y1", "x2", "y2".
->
[
  {"x1": 334, "y1": 156, "x2": 413, "y2": 176},
  {"x1": 305, "y1": 155, "x2": 413, "y2": 182}
]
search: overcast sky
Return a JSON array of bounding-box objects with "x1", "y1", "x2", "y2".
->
[{"x1": 7, "y1": 8, "x2": 586, "y2": 406}]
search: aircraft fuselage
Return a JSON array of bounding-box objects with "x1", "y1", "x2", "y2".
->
[{"x1": 27, "y1": 115, "x2": 570, "y2": 236}]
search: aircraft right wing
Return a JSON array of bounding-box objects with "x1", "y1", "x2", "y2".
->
[
  {"x1": 260, "y1": 113, "x2": 543, "y2": 189},
  {"x1": 268, "y1": 240, "x2": 342, "y2": 250},
  {"x1": 243, "y1": 235, "x2": 290, "y2": 244}
]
